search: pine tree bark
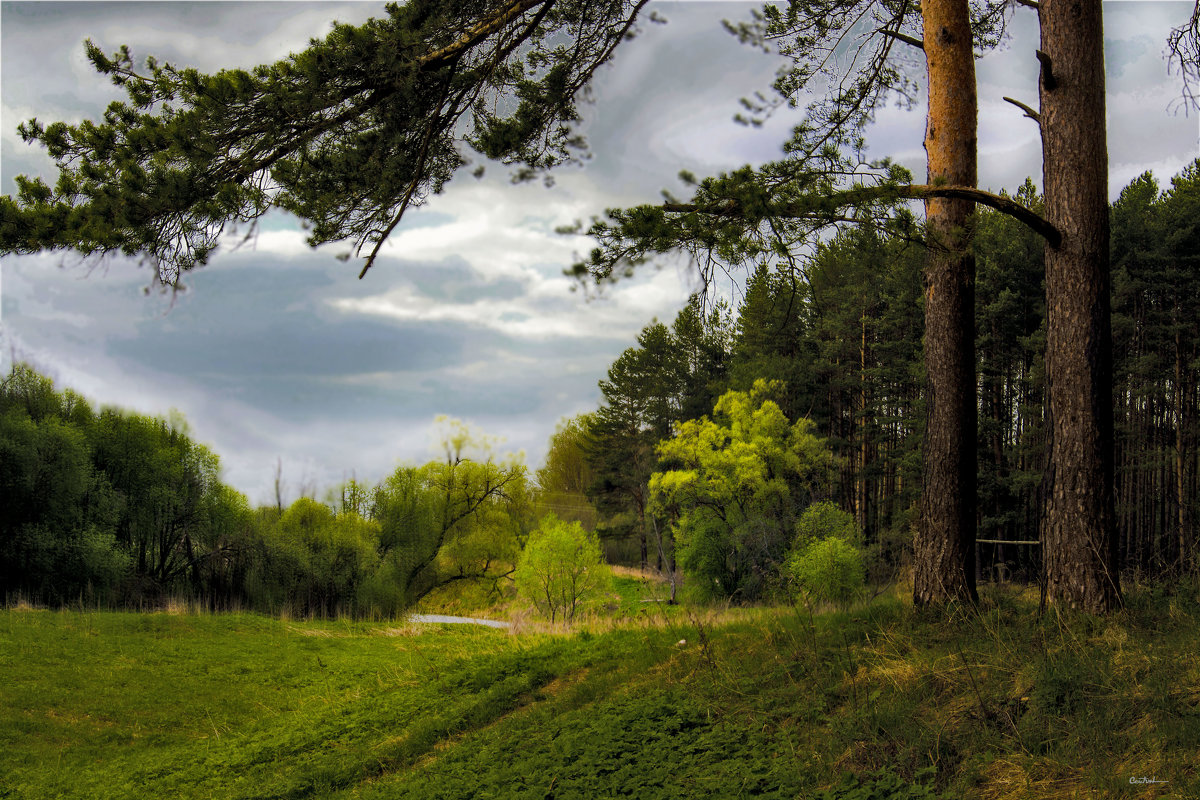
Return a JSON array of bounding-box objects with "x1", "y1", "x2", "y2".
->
[
  {"x1": 913, "y1": 0, "x2": 979, "y2": 606},
  {"x1": 1039, "y1": 0, "x2": 1122, "y2": 612}
]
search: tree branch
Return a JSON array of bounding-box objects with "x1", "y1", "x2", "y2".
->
[
  {"x1": 662, "y1": 183, "x2": 1062, "y2": 247},
  {"x1": 1012, "y1": 0, "x2": 1040, "y2": 9},
  {"x1": 1002, "y1": 96, "x2": 1041, "y2": 124},
  {"x1": 418, "y1": 0, "x2": 551, "y2": 70},
  {"x1": 879, "y1": 28, "x2": 924, "y2": 51}
]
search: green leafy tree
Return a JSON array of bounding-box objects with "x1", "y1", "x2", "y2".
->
[
  {"x1": 329, "y1": 476, "x2": 374, "y2": 519},
  {"x1": 88, "y1": 408, "x2": 223, "y2": 595},
  {"x1": 585, "y1": 304, "x2": 731, "y2": 572},
  {"x1": 649, "y1": 379, "x2": 835, "y2": 600},
  {"x1": 0, "y1": 406, "x2": 126, "y2": 602},
  {"x1": 373, "y1": 418, "x2": 531, "y2": 608},
  {"x1": 535, "y1": 414, "x2": 599, "y2": 532},
  {"x1": 270, "y1": 497, "x2": 379, "y2": 616},
  {"x1": 787, "y1": 501, "x2": 865, "y2": 605},
  {"x1": 514, "y1": 514, "x2": 610, "y2": 622},
  {"x1": 196, "y1": 483, "x2": 255, "y2": 609}
]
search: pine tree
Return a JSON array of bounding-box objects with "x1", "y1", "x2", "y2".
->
[{"x1": 1, "y1": 0, "x2": 651, "y2": 282}]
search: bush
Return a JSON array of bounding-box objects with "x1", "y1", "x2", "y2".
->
[
  {"x1": 795, "y1": 501, "x2": 859, "y2": 548},
  {"x1": 515, "y1": 515, "x2": 610, "y2": 622},
  {"x1": 787, "y1": 536, "x2": 865, "y2": 606}
]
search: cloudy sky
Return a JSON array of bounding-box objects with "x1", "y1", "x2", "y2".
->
[{"x1": 2, "y1": 1, "x2": 1197, "y2": 506}]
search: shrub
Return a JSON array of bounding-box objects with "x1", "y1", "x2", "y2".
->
[
  {"x1": 787, "y1": 535, "x2": 865, "y2": 606},
  {"x1": 795, "y1": 501, "x2": 859, "y2": 548},
  {"x1": 515, "y1": 515, "x2": 610, "y2": 622}
]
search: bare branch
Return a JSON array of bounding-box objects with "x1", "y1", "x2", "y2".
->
[
  {"x1": 879, "y1": 28, "x2": 924, "y2": 51},
  {"x1": 1167, "y1": 1, "x2": 1200, "y2": 112},
  {"x1": 1002, "y1": 95, "x2": 1041, "y2": 124}
]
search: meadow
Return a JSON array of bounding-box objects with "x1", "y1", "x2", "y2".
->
[{"x1": 2, "y1": 575, "x2": 1199, "y2": 799}]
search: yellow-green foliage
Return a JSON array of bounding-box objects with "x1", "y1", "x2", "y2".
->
[
  {"x1": 649, "y1": 379, "x2": 836, "y2": 599},
  {"x1": 786, "y1": 502, "x2": 864, "y2": 605},
  {"x1": 795, "y1": 500, "x2": 860, "y2": 548},
  {"x1": 372, "y1": 418, "x2": 532, "y2": 609},
  {"x1": 514, "y1": 514, "x2": 610, "y2": 622},
  {"x1": 787, "y1": 535, "x2": 865, "y2": 605}
]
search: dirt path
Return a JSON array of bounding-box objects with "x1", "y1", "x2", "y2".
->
[{"x1": 407, "y1": 613, "x2": 510, "y2": 629}]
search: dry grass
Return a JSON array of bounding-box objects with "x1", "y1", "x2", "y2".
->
[
  {"x1": 375, "y1": 624, "x2": 424, "y2": 637},
  {"x1": 609, "y1": 564, "x2": 670, "y2": 583},
  {"x1": 9, "y1": 598, "x2": 44, "y2": 612},
  {"x1": 286, "y1": 624, "x2": 341, "y2": 637}
]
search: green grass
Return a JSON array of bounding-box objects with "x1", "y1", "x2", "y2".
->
[{"x1": 3, "y1": 580, "x2": 1199, "y2": 799}]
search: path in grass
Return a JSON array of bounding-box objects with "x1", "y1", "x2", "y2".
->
[{"x1": 408, "y1": 613, "x2": 509, "y2": 628}]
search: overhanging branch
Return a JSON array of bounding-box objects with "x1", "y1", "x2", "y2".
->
[{"x1": 662, "y1": 183, "x2": 1062, "y2": 247}]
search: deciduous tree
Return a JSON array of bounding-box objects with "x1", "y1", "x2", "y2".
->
[
  {"x1": 514, "y1": 513, "x2": 609, "y2": 622},
  {"x1": 649, "y1": 379, "x2": 835, "y2": 600},
  {"x1": 373, "y1": 418, "x2": 530, "y2": 606}
]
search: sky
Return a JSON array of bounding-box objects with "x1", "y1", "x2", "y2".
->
[{"x1": 2, "y1": 1, "x2": 1198, "y2": 506}]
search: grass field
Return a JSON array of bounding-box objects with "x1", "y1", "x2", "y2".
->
[{"x1": 3, "y1": 578, "x2": 1199, "y2": 799}]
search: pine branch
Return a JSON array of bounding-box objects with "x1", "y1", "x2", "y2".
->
[
  {"x1": 418, "y1": 0, "x2": 550, "y2": 70},
  {"x1": 662, "y1": 183, "x2": 1061, "y2": 247}
]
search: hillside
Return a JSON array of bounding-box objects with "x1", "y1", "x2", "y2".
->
[{"x1": 3, "y1": 581, "x2": 1197, "y2": 799}]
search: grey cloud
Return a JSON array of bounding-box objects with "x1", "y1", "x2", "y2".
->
[
  {"x1": 105, "y1": 259, "x2": 472, "y2": 379},
  {"x1": 399, "y1": 256, "x2": 529, "y2": 304}
]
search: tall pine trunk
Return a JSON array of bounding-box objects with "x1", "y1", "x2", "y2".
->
[
  {"x1": 913, "y1": 0, "x2": 979, "y2": 606},
  {"x1": 1039, "y1": 0, "x2": 1121, "y2": 612},
  {"x1": 1176, "y1": 325, "x2": 1195, "y2": 573}
]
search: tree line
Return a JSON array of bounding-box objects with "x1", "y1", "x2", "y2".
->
[
  {"x1": 0, "y1": 371, "x2": 541, "y2": 616},
  {"x1": 553, "y1": 165, "x2": 1200, "y2": 596},
  {"x1": 4, "y1": 165, "x2": 1195, "y2": 611}
]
